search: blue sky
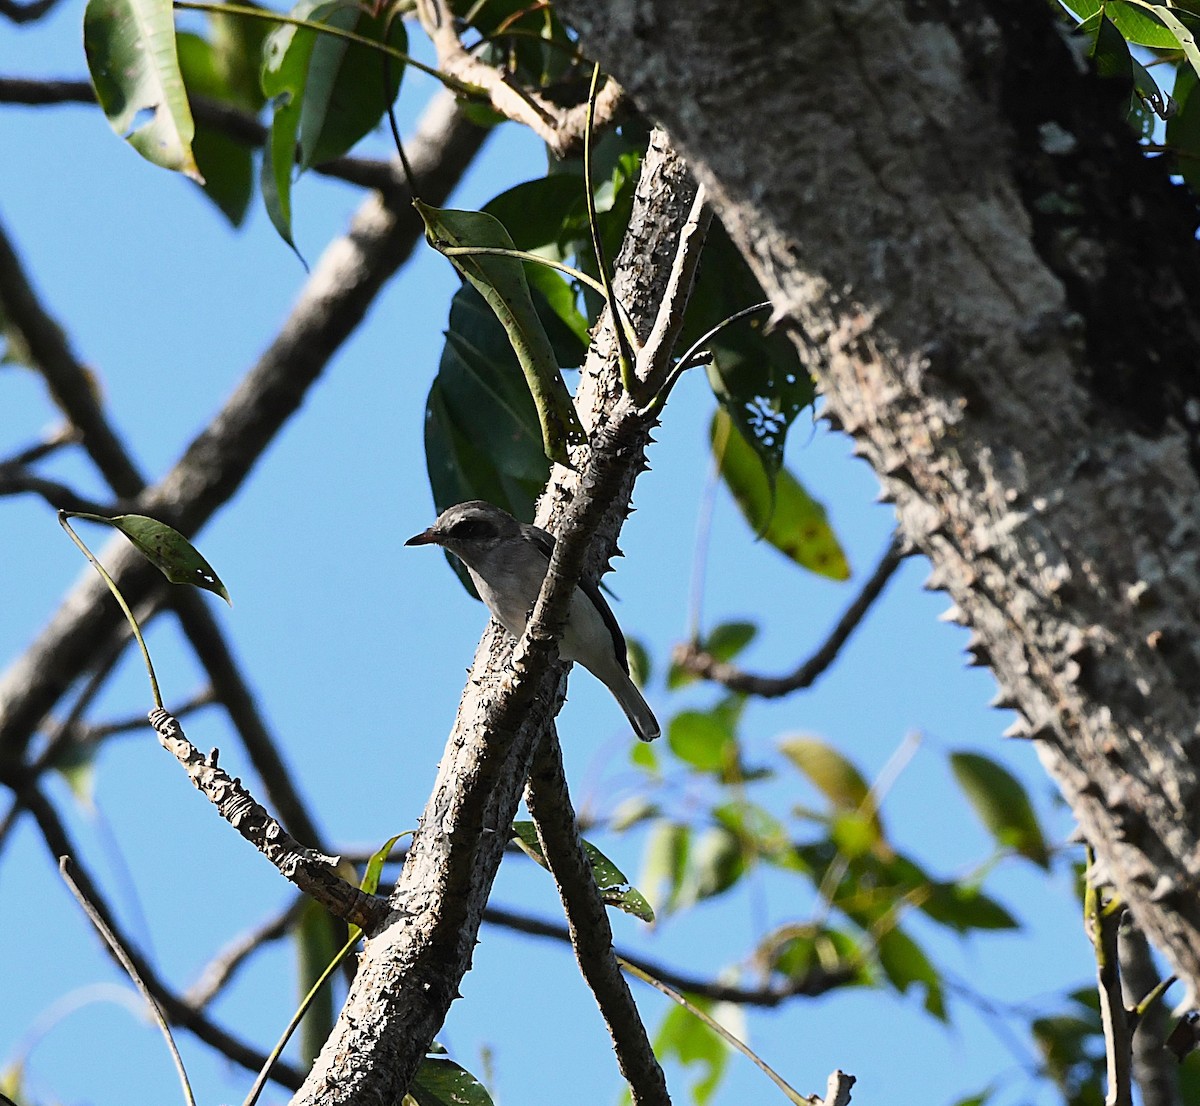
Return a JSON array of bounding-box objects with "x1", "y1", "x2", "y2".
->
[{"x1": 1, "y1": 7, "x2": 1107, "y2": 1106}]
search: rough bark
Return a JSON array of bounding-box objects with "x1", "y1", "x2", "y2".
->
[
  {"x1": 552, "y1": 0, "x2": 1200, "y2": 994},
  {"x1": 290, "y1": 131, "x2": 694, "y2": 1106}
]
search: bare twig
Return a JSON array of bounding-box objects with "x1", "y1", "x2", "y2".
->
[
  {"x1": 672, "y1": 531, "x2": 907, "y2": 697},
  {"x1": 24, "y1": 785, "x2": 305, "y2": 1088},
  {"x1": 637, "y1": 185, "x2": 711, "y2": 397},
  {"x1": 148, "y1": 709, "x2": 388, "y2": 932},
  {"x1": 59, "y1": 856, "x2": 197, "y2": 1106},
  {"x1": 415, "y1": 0, "x2": 624, "y2": 157},
  {"x1": 186, "y1": 898, "x2": 305, "y2": 1009},
  {"x1": 0, "y1": 425, "x2": 78, "y2": 467},
  {"x1": 1120, "y1": 924, "x2": 1180, "y2": 1106},
  {"x1": 1087, "y1": 858, "x2": 1134, "y2": 1106},
  {"x1": 481, "y1": 903, "x2": 853, "y2": 1004},
  {"x1": 525, "y1": 733, "x2": 669, "y2": 1106},
  {"x1": 819, "y1": 1070, "x2": 856, "y2": 1106},
  {"x1": 0, "y1": 469, "x2": 129, "y2": 515},
  {"x1": 0, "y1": 77, "x2": 402, "y2": 192},
  {"x1": 0, "y1": 0, "x2": 59, "y2": 22}
]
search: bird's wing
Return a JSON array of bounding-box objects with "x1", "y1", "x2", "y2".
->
[{"x1": 524, "y1": 524, "x2": 630, "y2": 675}]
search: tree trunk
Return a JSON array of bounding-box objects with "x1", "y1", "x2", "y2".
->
[{"x1": 553, "y1": 0, "x2": 1200, "y2": 993}]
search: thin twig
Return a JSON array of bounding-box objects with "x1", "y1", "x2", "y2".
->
[
  {"x1": 59, "y1": 857, "x2": 197, "y2": 1106},
  {"x1": 481, "y1": 904, "x2": 853, "y2": 1004},
  {"x1": 0, "y1": 0, "x2": 59, "y2": 22},
  {"x1": 415, "y1": 0, "x2": 624, "y2": 157},
  {"x1": 24, "y1": 785, "x2": 305, "y2": 1088},
  {"x1": 672, "y1": 531, "x2": 907, "y2": 697},
  {"x1": 0, "y1": 470, "x2": 128, "y2": 515},
  {"x1": 0, "y1": 77, "x2": 403, "y2": 192},
  {"x1": 185, "y1": 898, "x2": 306, "y2": 1009},
  {"x1": 525, "y1": 733, "x2": 669, "y2": 1106}
]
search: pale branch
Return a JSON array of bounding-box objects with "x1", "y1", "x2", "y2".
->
[
  {"x1": 185, "y1": 897, "x2": 306, "y2": 1010},
  {"x1": 525, "y1": 733, "x2": 669, "y2": 1106},
  {"x1": 819, "y1": 1070, "x2": 856, "y2": 1106},
  {"x1": 23, "y1": 784, "x2": 305, "y2": 1088},
  {"x1": 290, "y1": 128, "x2": 697, "y2": 1106},
  {"x1": 147, "y1": 709, "x2": 388, "y2": 933},
  {"x1": 0, "y1": 91, "x2": 488, "y2": 765},
  {"x1": 414, "y1": 0, "x2": 624, "y2": 158},
  {"x1": 637, "y1": 184, "x2": 711, "y2": 398},
  {"x1": 672, "y1": 531, "x2": 906, "y2": 697},
  {"x1": 1087, "y1": 874, "x2": 1134, "y2": 1106},
  {"x1": 481, "y1": 904, "x2": 855, "y2": 1005},
  {"x1": 0, "y1": 77, "x2": 400, "y2": 192}
]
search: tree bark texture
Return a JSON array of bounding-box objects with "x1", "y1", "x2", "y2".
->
[
  {"x1": 291, "y1": 130, "x2": 695, "y2": 1105},
  {"x1": 552, "y1": 0, "x2": 1200, "y2": 992}
]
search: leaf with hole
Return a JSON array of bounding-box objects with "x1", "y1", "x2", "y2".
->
[
  {"x1": 80, "y1": 514, "x2": 230, "y2": 603},
  {"x1": 84, "y1": 0, "x2": 202, "y2": 181}
]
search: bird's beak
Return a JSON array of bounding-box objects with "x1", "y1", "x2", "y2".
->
[{"x1": 405, "y1": 526, "x2": 441, "y2": 547}]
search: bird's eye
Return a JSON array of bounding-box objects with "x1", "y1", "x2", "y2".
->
[{"x1": 448, "y1": 518, "x2": 497, "y2": 541}]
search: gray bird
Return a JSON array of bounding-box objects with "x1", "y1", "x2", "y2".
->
[{"x1": 406, "y1": 501, "x2": 660, "y2": 741}]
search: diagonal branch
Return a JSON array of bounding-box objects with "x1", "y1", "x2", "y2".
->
[
  {"x1": 415, "y1": 0, "x2": 624, "y2": 157},
  {"x1": 525, "y1": 734, "x2": 669, "y2": 1106},
  {"x1": 672, "y1": 531, "x2": 907, "y2": 697},
  {"x1": 148, "y1": 708, "x2": 388, "y2": 932},
  {"x1": 290, "y1": 127, "x2": 697, "y2": 1106}
]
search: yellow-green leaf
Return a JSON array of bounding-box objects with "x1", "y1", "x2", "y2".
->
[
  {"x1": 84, "y1": 0, "x2": 202, "y2": 181},
  {"x1": 712, "y1": 408, "x2": 849, "y2": 580}
]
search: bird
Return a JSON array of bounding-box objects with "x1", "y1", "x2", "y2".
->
[{"x1": 405, "y1": 500, "x2": 660, "y2": 741}]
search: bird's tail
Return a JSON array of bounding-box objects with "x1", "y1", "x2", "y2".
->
[{"x1": 610, "y1": 667, "x2": 660, "y2": 742}]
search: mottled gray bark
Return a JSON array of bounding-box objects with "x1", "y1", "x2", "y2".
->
[
  {"x1": 290, "y1": 131, "x2": 694, "y2": 1106},
  {"x1": 552, "y1": 0, "x2": 1200, "y2": 993}
]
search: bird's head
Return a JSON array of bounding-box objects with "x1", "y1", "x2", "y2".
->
[{"x1": 405, "y1": 501, "x2": 522, "y2": 565}]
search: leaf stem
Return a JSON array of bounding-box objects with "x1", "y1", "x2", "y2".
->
[
  {"x1": 58, "y1": 511, "x2": 163, "y2": 711},
  {"x1": 172, "y1": 1, "x2": 485, "y2": 97},
  {"x1": 439, "y1": 246, "x2": 607, "y2": 296}
]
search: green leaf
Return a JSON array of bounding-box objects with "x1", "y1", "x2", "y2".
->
[
  {"x1": 295, "y1": 900, "x2": 338, "y2": 1065},
  {"x1": 208, "y1": 1, "x2": 270, "y2": 109},
  {"x1": 641, "y1": 820, "x2": 690, "y2": 916},
  {"x1": 780, "y1": 736, "x2": 875, "y2": 816},
  {"x1": 482, "y1": 174, "x2": 589, "y2": 257},
  {"x1": 757, "y1": 924, "x2": 868, "y2": 987},
  {"x1": 668, "y1": 620, "x2": 758, "y2": 690},
  {"x1": 88, "y1": 513, "x2": 231, "y2": 603},
  {"x1": 919, "y1": 881, "x2": 1019, "y2": 933},
  {"x1": 438, "y1": 284, "x2": 558, "y2": 483},
  {"x1": 1168, "y1": 64, "x2": 1200, "y2": 195},
  {"x1": 512, "y1": 822, "x2": 654, "y2": 922},
  {"x1": 653, "y1": 998, "x2": 738, "y2": 1106},
  {"x1": 299, "y1": 5, "x2": 406, "y2": 170},
  {"x1": 668, "y1": 710, "x2": 737, "y2": 775},
  {"x1": 262, "y1": 0, "x2": 344, "y2": 251},
  {"x1": 712, "y1": 408, "x2": 850, "y2": 580},
  {"x1": 52, "y1": 740, "x2": 97, "y2": 808},
  {"x1": 409, "y1": 1055, "x2": 495, "y2": 1106},
  {"x1": 876, "y1": 927, "x2": 946, "y2": 1020},
  {"x1": 625, "y1": 635, "x2": 652, "y2": 689},
  {"x1": 176, "y1": 32, "x2": 254, "y2": 225},
  {"x1": 448, "y1": 0, "x2": 574, "y2": 88},
  {"x1": 692, "y1": 220, "x2": 814, "y2": 479},
  {"x1": 84, "y1": 0, "x2": 202, "y2": 181},
  {"x1": 416, "y1": 201, "x2": 586, "y2": 466},
  {"x1": 685, "y1": 825, "x2": 746, "y2": 905},
  {"x1": 950, "y1": 751, "x2": 1050, "y2": 868},
  {"x1": 1079, "y1": 10, "x2": 1133, "y2": 81}
]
